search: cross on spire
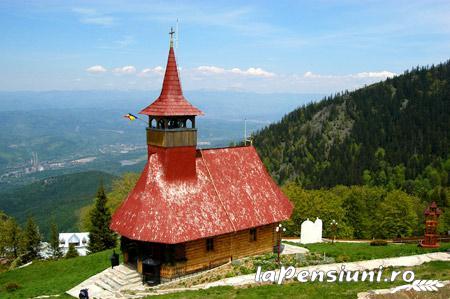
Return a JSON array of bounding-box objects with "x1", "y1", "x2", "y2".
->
[{"x1": 169, "y1": 27, "x2": 175, "y2": 47}]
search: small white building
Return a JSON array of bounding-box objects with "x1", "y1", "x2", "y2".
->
[{"x1": 59, "y1": 232, "x2": 90, "y2": 256}]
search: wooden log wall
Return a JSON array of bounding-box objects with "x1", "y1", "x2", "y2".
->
[
  {"x1": 147, "y1": 128, "x2": 197, "y2": 147},
  {"x1": 231, "y1": 224, "x2": 276, "y2": 260},
  {"x1": 130, "y1": 223, "x2": 277, "y2": 279},
  {"x1": 180, "y1": 223, "x2": 276, "y2": 276}
]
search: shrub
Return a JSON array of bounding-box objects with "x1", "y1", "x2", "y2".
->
[
  {"x1": 5, "y1": 282, "x2": 21, "y2": 292},
  {"x1": 238, "y1": 265, "x2": 254, "y2": 275},
  {"x1": 65, "y1": 244, "x2": 79, "y2": 259},
  {"x1": 8, "y1": 256, "x2": 23, "y2": 270},
  {"x1": 335, "y1": 255, "x2": 350, "y2": 262},
  {"x1": 231, "y1": 260, "x2": 242, "y2": 266},
  {"x1": 370, "y1": 240, "x2": 388, "y2": 246}
]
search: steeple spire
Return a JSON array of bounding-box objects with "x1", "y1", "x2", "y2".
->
[{"x1": 139, "y1": 28, "x2": 203, "y2": 117}]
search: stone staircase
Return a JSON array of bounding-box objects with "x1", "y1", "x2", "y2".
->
[{"x1": 66, "y1": 264, "x2": 150, "y2": 298}]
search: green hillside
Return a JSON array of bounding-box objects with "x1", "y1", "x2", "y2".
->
[
  {"x1": 253, "y1": 61, "x2": 450, "y2": 188},
  {"x1": 0, "y1": 247, "x2": 115, "y2": 298},
  {"x1": 0, "y1": 171, "x2": 115, "y2": 238}
]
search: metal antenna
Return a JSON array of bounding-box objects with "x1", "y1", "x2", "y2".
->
[
  {"x1": 244, "y1": 118, "x2": 247, "y2": 146},
  {"x1": 176, "y1": 18, "x2": 179, "y2": 49},
  {"x1": 243, "y1": 118, "x2": 253, "y2": 146},
  {"x1": 172, "y1": 20, "x2": 182, "y2": 85}
]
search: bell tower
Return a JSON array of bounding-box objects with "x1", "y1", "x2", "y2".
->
[{"x1": 139, "y1": 28, "x2": 203, "y2": 181}]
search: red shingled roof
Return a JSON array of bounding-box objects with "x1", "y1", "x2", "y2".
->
[
  {"x1": 110, "y1": 146, "x2": 293, "y2": 244},
  {"x1": 139, "y1": 45, "x2": 203, "y2": 116}
]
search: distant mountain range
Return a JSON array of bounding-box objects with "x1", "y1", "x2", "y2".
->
[
  {"x1": 0, "y1": 90, "x2": 322, "y2": 187},
  {"x1": 0, "y1": 90, "x2": 321, "y2": 120}
]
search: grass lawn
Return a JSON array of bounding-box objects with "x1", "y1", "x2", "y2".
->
[
  {"x1": 1, "y1": 243, "x2": 448, "y2": 299},
  {"x1": 285, "y1": 241, "x2": 450, "y2": 262},
  {"x1": 151, "y1": 261, "x2": 450, "y2": 298},
  {"x1": 0, "y1": 248, "x2": 117, "y2": 299}
]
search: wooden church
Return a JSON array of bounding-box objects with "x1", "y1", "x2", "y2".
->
[{"x1": 110, "y1": 31, "x2": 293, "y2": 284}]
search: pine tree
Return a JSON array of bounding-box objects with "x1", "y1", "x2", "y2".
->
[
  {"x1": 4, "y1": 218, "x2": 22, "y2": 259},
  {"x1": 49, "y1": 220, "x2": 62, "y2": 259},
  {"x1": 65, "y1": 243, "x2": 79, "y2": 259},
  {"x1": 88, "y1": 182, "x2": 116, "y2": 253},
  {"x1": 0, "y1": 211, "x2": 9, "y2": 256},
  {"x1": 22, "y1": 216, "x2": 41, "y2": 261}
]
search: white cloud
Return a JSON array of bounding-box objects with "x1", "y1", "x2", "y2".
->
[
  {"x1": 82, "y1": 63, "x2": 397, "y2": 94},
  {"x1": 303, "y1": 71, "x2": 325, "y2": 78},
  {"x1": 196, "y1": 65, "x2": 275, "y2": 77},
  {"x1": 231, "y1": 67, "x2": 275, "y2": 77},
  {"x1": 197, "y1": 66, "x2": 226, "y2": 74},
  {"x1": 72, "y1": 8, "x2": 96, "y2": 15},
  {"x1": 86, "y1": 65, "x2": 107, "y2": 74},
  {"x1": 303, "y1": 71, "x2": 314, "y2": 78},
  {"x1": 138, "y1": 66, "x2": 164, "y2": 77},
  {"x1": 72, "y1": 7, "x2": 115, "y2": 26},
  {"x1": 115, "y1": 36, "x2": 134, "y2": 48},
  {"x1": 354, "y1": 71, "x2": 397, "y2": 78},
  {"x1": 113, "y1": 65, "x2": 136, "y2": 74},
  {"x1": 302, "y1": 70, "x2": 397, "y2": 80},
  {"x1": 247, "y1": 68, "x2": 275, "y2": 77},
  {"x1": 82, "y1": 16, "x2": 114, "y2": 26}
]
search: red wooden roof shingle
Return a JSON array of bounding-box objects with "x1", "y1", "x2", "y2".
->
[
  {"x1": 110, "y1": 146, "x2": 293, "y2": 244},
  {"x1": 139, "y1": 46, "x2": 203, "y2": 117}
]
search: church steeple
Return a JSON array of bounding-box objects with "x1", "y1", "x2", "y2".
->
[
  {"x1": 139, "y1": 29, "x2": 203, "y2": 180},
  {"x1": 139, "y1": 28, "x2": 203, "y2": 117}
]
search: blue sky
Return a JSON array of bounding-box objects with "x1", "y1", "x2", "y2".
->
[{"x1": 1, "y1": 0, "x2": 449, "y2": 93}]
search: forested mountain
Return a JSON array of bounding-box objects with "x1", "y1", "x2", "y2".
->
[
  {"x1": 254, "y1": 61, "x2": 450, "y2": 189},
  {"x1": 0, "y1": 171, "x2": 114, "y2": 237}
]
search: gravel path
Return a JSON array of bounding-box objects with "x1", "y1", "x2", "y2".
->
[
  {"x1": 281, "y1": 243, "x2": 309, "y2": 255},
  {"x1": 283, "y1": 238, "x2": 373, "y2": 244}
]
